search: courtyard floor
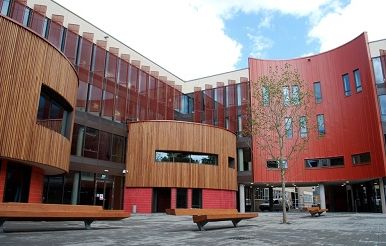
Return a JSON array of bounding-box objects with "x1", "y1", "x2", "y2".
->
[{"x1": 1, "y1": 212, "x2": 386, "y2": 245}]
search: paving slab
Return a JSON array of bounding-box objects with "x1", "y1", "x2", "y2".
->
[{"x1": 1, "y1": 212, "x2": 386, "y2": 245}]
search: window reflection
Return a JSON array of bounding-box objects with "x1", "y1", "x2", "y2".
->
[
  {"x1": 372, "y1": 57, "x2": 384, "y2": 84},
  {"x1": 155, "y1": 151, "x2": 218, "y2": 165}
]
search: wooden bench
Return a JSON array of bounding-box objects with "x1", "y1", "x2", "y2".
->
[
  {"x1": 165, "y1": 208, "x2": 238, "y2": 216},
  {"x1": 165, "y1": 208, "x2": 257, "y2": 231},
  {"x1": 307, "y1": 207, "x2": 328, "y2": 217},
  {"x1": 0, "y1": 202, "x2": 130, "y2": 231}
]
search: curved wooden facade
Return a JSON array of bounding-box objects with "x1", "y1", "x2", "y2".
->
[
  {"x1": 126, "y1": 121, "x2": 237, "y2": 190},
  {"x1": 0, "y1": 16, "x2": 78, "y2": 175},
  {"x1": 249, "y1": 33, "x2": 386, "y2": 184}
]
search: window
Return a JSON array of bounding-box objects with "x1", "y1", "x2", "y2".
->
[
  {"x1": 22, "y1": 7, "x2": 31, "y2": 27},
  {"x1": 262, "y1": 86, "x2": 269, "y2": 106},
  {"x1": 267, "y1": 160, "x2": 287, "y2": 169},
  {"x1": 372, "y1": 57, "x2": 384, "y2": 84},
  {"x1": 228, "y1": 157, "x2": 235, "y2": 168},
  {"x1": 285, "y1": 117, "x2": 293, "y2": 138},
  {"x1": 305, "y1": 157, "x2": 344, "y2": 168},
  {"x1": 37, "y1": 85, "x2": 72, "y2": 138},
  {"x1": 317, "y1": 114, "x2": 325, "y2": 135},
  {"x1": 313, "y1": 82, "x2": 322, "y2": 103},
  {"x1": 352, "y1": 152, "x2": 371, "y2": 164},
  {"x1": 379, "y1": 95, "x2": 386, "y2": 121},
  {"x1": 1, "y1": 0, "x2": 10, "y2": 15},
  {"x1": 291, "y1": 85, "x2": 300, "y2": 105},
  {"x1": 342, "y1": 73, "x2": 351, "y2": 96},
  {"x1": 155, "y1": 151, "x2": 218, "y2": 165},
  {"x1": 236, "y1": 84, "x2": 242, "y2": 106},
  {"x1": 353, "y1": 69, "x2": 362, "y2": 92},
  {"x1": 283, "y1": 86, "x2": 290, "y2": 106},
  {"x1": 299, "y1": 116, "x2": 307, "y2": 138}
]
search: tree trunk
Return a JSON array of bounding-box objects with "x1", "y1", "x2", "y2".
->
[{"x1": 281, "y1": 167, "x2": 287, "y2": 224}]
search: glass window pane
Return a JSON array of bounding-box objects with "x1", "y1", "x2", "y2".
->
[
  {"x1": 354, "y1": 69, "x2": 362, "y2": 92},
  {"x1": 313, "y1": 82, "x2": 322, "y2": 103},
  {"x1": 83, "y1": 127, "x2": 99, "y2": 159},
  {"x1": 373, "y1": 57, "x2": 384, "y2": 84},
  {"x1": 317, "y1": 114, "x2": 325, "y2": 135},
  {"x1": 112, "y1": 135, "x2": 125, "y2": 163},
  {"x1": 285, "y1": 117, "x2": 292, "y2": 138},
  {"x1": 283, "y1": 86, "x2": 290, "y2": 106},
  {"x1": 291, "y1": 85, "x2": 299, "y2": 105},
  {"x1": 98, "y1": 131, "x2": 112, "y2": 161},
  {"x1": 379, "y1": 95, "x2": 386, "y2": 121},
  {"x1": 342, "y1": 74, "x2": 351, "y2": 96},
  {"x1": 300, "y1": 116, "x2": 307, "y2": 138},
  {"x1": 262, "y1": 86, "x2": 269, "y2": 106}
]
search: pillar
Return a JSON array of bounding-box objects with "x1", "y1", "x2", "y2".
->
[
  {"x1": 71, "y1": 172, "x2": 80, "y2": 204},
  {"x1": 379, "y1": 178, "x2": 386, "y2": 214},
  {"x1": 319, "y1": 184, "x2": 326, "y2": 209},
  {"x1": 76, "y1": 126, "x2": 85, "y2": 156},
  {"x1": 238, "y1": 148, "x2": 244, "y2": 172},
  {"x1": 28, "y1": 167, "x2": 44, "y2": 203},
  {"x1": 0, "y1": 160, "x2": 7, "y2": 202},
  {"x1": 171, "y1": 188, "x2": 176, "y2": 209},
  {"x1": 239, "y1": 184, "x2": 245, "y2": 212},
  {"x1": 187, "y1": 189, "x2": 192, "y2": 209}
]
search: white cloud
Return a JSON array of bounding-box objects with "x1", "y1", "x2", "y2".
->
[
  {"x1": 53, "y1": 0, "x2": 337, "y2": 80},
  {"x1": 309, "y1": 0, "x2": 386, "y2": 52},
  {"x1": 247, "y1": 33, "x2": 273, "y2": 58}
]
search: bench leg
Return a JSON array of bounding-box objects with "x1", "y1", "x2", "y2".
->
[
  {"x1": 196, "y1": 222, "x2": 207, "y2": 231},
  {"x1": 232, "y1": 219, "x2": 242, "y2": 228},
  {"x1": 0, "y1": 220, "x2": 4, "y2": 232},
  {"x1": 84, "y1": 220, "x2": 94, "y2": 229}
]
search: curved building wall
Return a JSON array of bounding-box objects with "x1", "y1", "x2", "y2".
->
[
  {"x1": 126, "y1": 120, "x2": 237, "y2": 190},
  {"x1": 249, "y1": 33, "x2": 386, "y2": 184},
  {"x1": 0, "y1": 15, "x2": 78, "y2": 175}
]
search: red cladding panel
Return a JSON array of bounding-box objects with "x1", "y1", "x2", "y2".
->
[
  {"x1": 204, "y1": 89, "x2": 214, "y2": 125},
  {"x1": 194, "y1": 89, "x2": 202, "y2": 122},
  {"x1": 249, "y1": 33, "x2": 386, "y2": 184},
  {"x1": 171, "y1": 188, "x2": 176, "y2": 209},
  {"x1": 10, "y1": 1, "x2": 25, "y2": 24},
  {"x1": 187, "y1": 189, "x2": 192, "y2": 209},
  {"x1": 64, "y1": 30, "x2": 79, "y2": 65},
  {"x1": 0, "y1": 160, "x2": 7, "y2": 202},
  {"x1": 28, "y1": 167, "x2": 44, "y2": 203},
  {"x1": 30, "y1": 11, "x2": 45, "y2": 36},
  {"x1": 202, "y1": 189, "x2": 236, "y2": 209},
  {"x1": 216, "y1": 87, "x2": 225, "y2": 127},
  {"x1": 47, "y1": 21, "x2": 63, "y2": 50},
  {"x1": 124, "y1": 188, "x2": 152, "y2": 213}
]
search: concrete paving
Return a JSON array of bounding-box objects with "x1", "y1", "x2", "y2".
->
[{"x1": 1, "y1": 212, "x2": 386, "y2": 245}]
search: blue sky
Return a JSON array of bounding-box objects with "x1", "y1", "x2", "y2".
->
[{"x1": 56, "y1": 0, "x2": 385, "y2": 80}]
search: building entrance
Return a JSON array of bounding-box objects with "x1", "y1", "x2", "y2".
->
[
  {"x1": 3, "y1": 162, "x2": 31, "y2": 202},
  {"x1": 95, "y1": 179, "x2": 113, "y2": 209},
  {"x1": 153, "y1": 188, "x2": 171, "y2": 213}
]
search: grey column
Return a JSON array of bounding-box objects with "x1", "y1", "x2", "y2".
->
[
  {"x1": 71, "y1": 172, "x2": 80, "y2": 205},
  {"x1": 319, "y1": 184, "x2": 326, "y2": 209},
  {"x1": 239, "y1": 184, "x2": 245, "y2": 213},
  {"x1": 76, "y1": 126, "x2": 85, "y2": 156},
  {"x1": 379, "y1": 178, "x2": 386, "y2": 214}
]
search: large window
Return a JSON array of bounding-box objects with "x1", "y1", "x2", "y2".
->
[
  {"x1": 262, "y1": 86, "x2": 269, "y2": 106},
  {"x1": 299, "y1": 116, "x2": 307, "y2": 138},
  {"x1": 317, "y1": 114, "x2": 325, "y2": 135},
  {"x1": 291, "y1": 85, "x2": 300, "y2": 105},
  {"x1": 267, "y1": 160, "x2": 288, "y2": 169},
  {"x1": 353, "y1": 69, "x2": 362, "y2": 92},
  {"x1": 372, "y1": 57, "x2": 384, "y2": 84},
  {"x1": 283, "y1": 86, "x2": 290, "y2": 106},
  {"x1": 342, "y1": 73, "x2": 351, "y2": 96},
  {"x1": 352, "y1": 152, "x2": 371, "y2": 165},
  {"x1": 37, "y1": 85, "x2": 72, "y2": 138},
  {"x1": 305, "y1": 156, "x2": 344, "y2": 168},
  {"x1": 285, "y1": 117, "x2": 293, "y2": 138},
  {"x1": 313, "y1": 82, "x2": 322, "y2": 103},
  {"x1": 155, "y1": 151, "x2": 218, "y2": 165},
  {"x1": 379, "y1": 95, "x2": 386, "y2": 121}
]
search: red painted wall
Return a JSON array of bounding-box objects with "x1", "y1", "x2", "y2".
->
[
  {"x1": 187, "y1": 188, "x2": 192, "y2": 209},
  {"x1": 124, "y1": 188, "x2": 152, "y2": 213},
  {"x1": 0, "y1": 160, "x2": 7, "y2": 201},
  {"x1": 202, "y1": 189, "x2": 236, "y2": 209},
  {"x1": 28, "y1": 166, "x2": 44, "y2": 203},
  {"x1": 249, "y1": 33, "x2": 386, "y2": 184},
  {"x1": 170, "y1": 188, "x2": 176, "y2": 209}
]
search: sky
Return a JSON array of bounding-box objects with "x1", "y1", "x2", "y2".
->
[{"x1": 54, "y1": 0, "x2": 386, "y2": 81}]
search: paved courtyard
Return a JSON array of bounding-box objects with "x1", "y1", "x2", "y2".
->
[{"x1": 1, "y1": 212, "x2": 386, "y2": 245}]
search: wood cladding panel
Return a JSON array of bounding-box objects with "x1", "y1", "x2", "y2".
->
[
  {"x1": 126, "y1": 121, "x2": 237, "y2": 190},
  {"x1": 0, "y1": 16, "x2": 78, "y2": 175},
  {"x1": 249, "y1": 33, "x2": 386, "y2": 184}
]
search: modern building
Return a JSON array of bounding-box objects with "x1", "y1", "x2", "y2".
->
[{"x1": 0, "y1": 0, "x2": 386, "y2": 213}]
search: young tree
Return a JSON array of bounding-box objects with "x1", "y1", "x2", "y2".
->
[{"x1": 247, "y1": 64, "x2": 314, "y2": 224}]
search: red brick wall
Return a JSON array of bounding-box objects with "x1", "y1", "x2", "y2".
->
[
  {"x1": 170, "y1": 188, "x2": 176, "y2": 209},
  {"x1": 0, "y1": 160, "x2": 7, "y2": 202},
  {"x1": 124, "y1": 188, "x2": 152, "y2": 213},
  {"x1": 202, "y1": 189, "x2": 236, "y2": 209},
  {"x1": 28, "y1": 166, "x2": 44, "y2": 203}
]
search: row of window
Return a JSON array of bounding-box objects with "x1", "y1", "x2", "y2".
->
[
  {"x1": 284, "y1": 114, "x2": 325, "y2": 138},
  {"x1": 71, "y1": 124, "x2": 126, "y2": 163},
  {"x1": 266, "y1": 152, "x2": 371, "y2": 169}
]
